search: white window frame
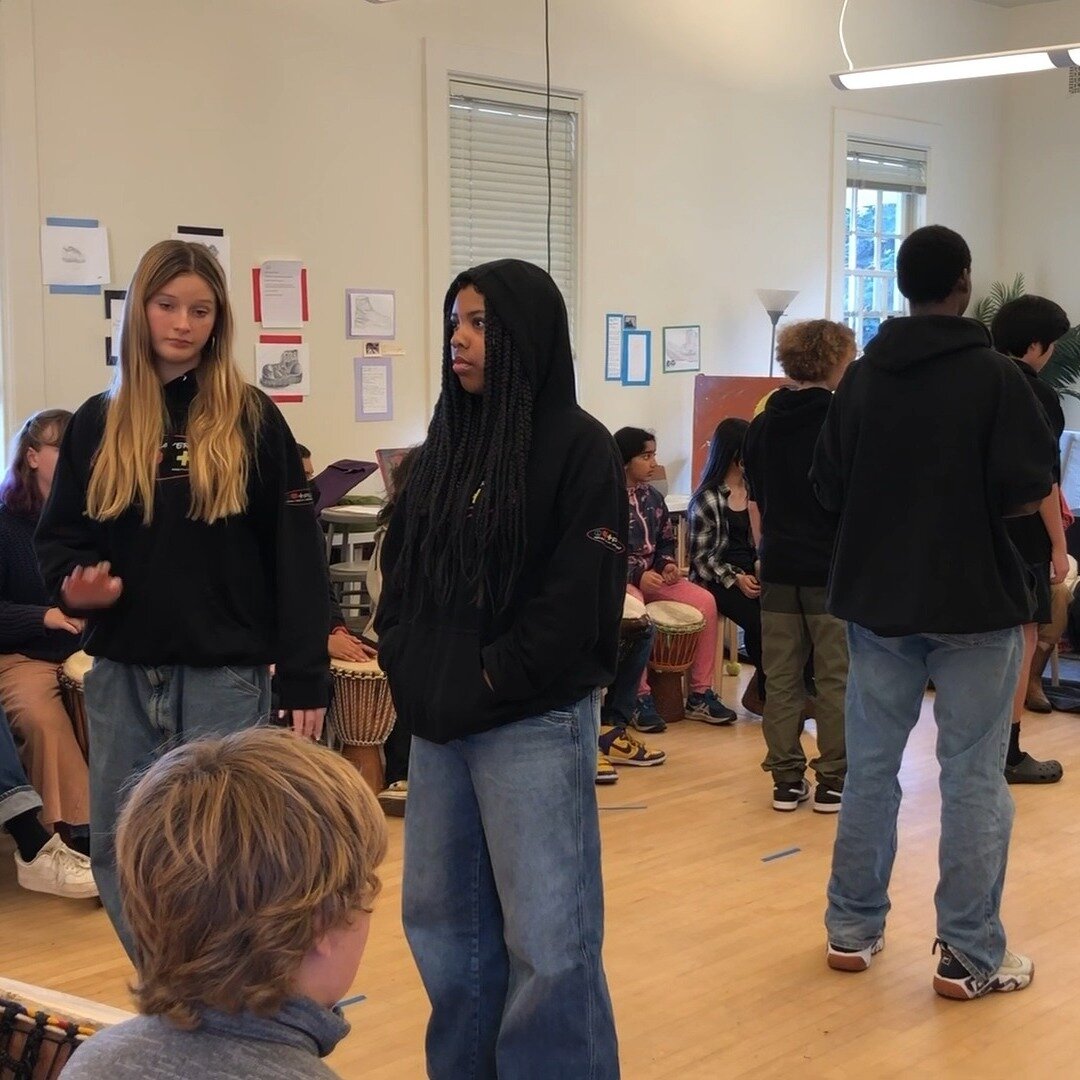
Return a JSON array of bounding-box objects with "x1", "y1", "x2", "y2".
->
[
  {"x1": 424, "y1": 40, "x2": 584, "y2": 411},
  {"x1": 829, "y1": 110, "x2": 940, "y2": 335},
  {"x1": 843, "y1": 142, "x2": 927, "y2": 349},
  {"x1": 448, "y1": 77, "x2": 580, "y2": 337}
]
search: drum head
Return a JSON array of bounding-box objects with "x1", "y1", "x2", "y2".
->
[
  {"x1": 645, "y1": 600, "x2": 704, "y2": 629},
  {"x1": 622, "y1": 593, "x2": 647, "y2": 621},
  {"x1": 62, "y1": 650, "x2": 93, "y2": 684},
  {"x1": 330, "y1": 658, "x2": 384, "y2": 677}
]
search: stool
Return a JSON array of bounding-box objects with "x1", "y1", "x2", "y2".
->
[{"x1": 321, "y1": 505, "x2": 380, "y2": 623}]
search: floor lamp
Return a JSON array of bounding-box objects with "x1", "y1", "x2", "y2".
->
[{"x1": 756, "y1": 290, "x2": 799, "y2": 376}]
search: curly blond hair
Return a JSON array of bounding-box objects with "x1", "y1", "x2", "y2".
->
[
  {"x1": 776, "y1": 320, "x2": 856, "y2": 383},
  {"x1": 117, "y1": 727, "x2": 387, "y2": 1029}
]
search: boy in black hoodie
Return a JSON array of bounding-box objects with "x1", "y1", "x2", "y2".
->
[
  {"x1": 743, "y1": 320, "x2": 854, "y2": 814},
  {"x1": 991, "y1": 295, "x2": 1070, "y2": 782},
  {"x1": 814, "y1": 225, "x2": 1055, "y2": 999},
  {"x1": 375, "y1": 260, "x2": 623, "y2": 1079}
]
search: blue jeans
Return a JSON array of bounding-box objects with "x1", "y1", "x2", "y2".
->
[
  {"x1": 0, "y1": 703, "x2": 41, "y2": 830},
  {"x1": 826, "y1": 623, "x2": 1021, "y2": 979},
  {"x1": 403, "y1": 691, "x2": 619, "y2": 1080},
  {"x1": 83, "y1": 659, "x2": 272, "y2": 959},
  {"x1": 602, "y1": 624, "x2": 655, "y2": 726}
]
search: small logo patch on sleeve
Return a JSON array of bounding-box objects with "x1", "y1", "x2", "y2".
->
[
  {"x1": 587, "y1": 527, "x2": 625, "y2": 553},
  {"x1": 285, "y1": 487, "x2": 314, "y2": 507}
]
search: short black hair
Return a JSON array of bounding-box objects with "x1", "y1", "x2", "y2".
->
[
  {"x1": 613, "y1": 427, "x2": 654, "y2": 465},
  {"x1": 296, "y1": 443, "x2": 311, "y2": 460},
  {"x1": 991, "y1": 295, "x2": 1071, "y2": 359},
  {"x1": 896, "y1": 225, "x2": 971, "y2": 304}
]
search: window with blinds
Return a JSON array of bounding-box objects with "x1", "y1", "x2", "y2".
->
[
  {"x1": 449, "y1": 78, "x2": 580, "y2": 332},
  {"x1": 843, "y1": 140, "x2": 927, "y2": 348}
]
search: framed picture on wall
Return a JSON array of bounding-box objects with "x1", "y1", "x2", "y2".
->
[
  {"x1": 621, "y1": 329, "x2": 651, "y2": 387},
  {"x1": 663, "y1": 325, "x2": 701, "y2": 373}
]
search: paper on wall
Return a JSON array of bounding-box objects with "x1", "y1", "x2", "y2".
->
[{"x1": 41, "y1": 225, "x2": 110, "y2": 286}]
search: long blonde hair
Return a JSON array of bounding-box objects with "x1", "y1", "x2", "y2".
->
[{"x1": 87, "y1": 240, "x2": 262, "y2": 524}]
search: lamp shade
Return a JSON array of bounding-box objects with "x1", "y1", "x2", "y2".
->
[{"x1": 756, "y1": 289, "x2": 800, "y2": 322}]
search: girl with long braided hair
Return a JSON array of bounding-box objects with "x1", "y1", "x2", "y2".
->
[{"x1": 376, "y1": 259, "x2": 624, "y2": 1079}]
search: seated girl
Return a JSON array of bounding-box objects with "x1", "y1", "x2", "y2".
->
[
  {"x1": 613, "y1": 427, "x2": 735, "y2": 724},
  {"x1": 0, "y1": 410, "x2": 91, "y2": 852},
  {"x1": 688, "y1": 417, "x2": 766, "y2": 716}
]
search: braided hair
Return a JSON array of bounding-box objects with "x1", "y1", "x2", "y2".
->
[{"x1": 396, "y1": 281, "x2": 533, "y2": 615}]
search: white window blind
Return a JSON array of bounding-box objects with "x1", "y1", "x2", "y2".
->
[
  {"x1": 449, "y1": 78, "x2": 579, "y2": 331},
  {"x1": 846, "y1": 140, "x2": 927, "y2": 194}
]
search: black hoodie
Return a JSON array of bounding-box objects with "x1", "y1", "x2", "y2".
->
[
  {"x1": 742, "y1": 386, "x2": 838, "y2": 586},
  {"x1": 374, "y1": 260, "x2": 628, "y2": 743},
  {"x1": 812, "y1": 316, "x2": 1055, "y2": 636},
  {"x1": 35, "y1": 373, "x2": 331, "y2": 708}
]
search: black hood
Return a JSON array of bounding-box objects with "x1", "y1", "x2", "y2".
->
[
  {"x1": 861, "y1": 315, "x2": 992, "y2": 372},
  {"x1": 443, "y1": 259, "x2": 577, "y2": 412},
  {"x1": 763, "y1": 385, "x2": 832, "y2": 429}
]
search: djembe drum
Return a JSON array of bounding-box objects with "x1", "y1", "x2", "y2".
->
[
  {"x1": 0, "y1": 978, "x2": 132, "y2": 1080},
  {"x1": 325, "y1": 659, "x2": 396, "y2": 794},
  {"x1": 57, "y1": 651, "x2": 92, "y2": 763},
  {"x1": 645, "y1": 600, "x2": 705, "y2": 725},
  {"x1": 618, "y1": 593, "x2": 651, "y2": 661}
]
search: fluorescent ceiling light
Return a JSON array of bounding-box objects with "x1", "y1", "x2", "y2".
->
[{"x1": 832, "y1": 43, "x2": 1080, "y2": 90}]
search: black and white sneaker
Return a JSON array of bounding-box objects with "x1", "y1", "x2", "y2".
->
[
  {"x1": 932, "y1": 939, "x2": 1034, "y2": 1000},
  {"x1": 813, "y1": 785, "x2": 842, "y2": 814},
  {"x1": 827, "y1": 935, "x2": 884, "y2": 972},
  {"x1": 772, "y1": 778, "x2": 810, "y2": 812}
]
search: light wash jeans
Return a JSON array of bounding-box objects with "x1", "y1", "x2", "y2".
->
[
  {"x1": 403, "y1": 691, "x2": 620, "y2": 1080},
  {"x1": 825, "y1": 622, "x2": 1022, "y2": 980},
  {"x1": 83, "y1": 659, "x2": 272, "y2": 959},
  {"x1": 0, "y1": 703, "x2": 42, "y2": 829}
]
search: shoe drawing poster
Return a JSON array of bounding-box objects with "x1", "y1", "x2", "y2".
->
[{"x1": 256, "y1": 337, "x2": 310, "y2": 397}]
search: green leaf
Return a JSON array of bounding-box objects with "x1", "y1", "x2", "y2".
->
[{"x1": 1040, "y1": 325, "x2": 1080, "y2": 395}]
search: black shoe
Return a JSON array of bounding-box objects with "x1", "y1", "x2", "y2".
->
[
  {"x1": 772, "y1": 779, "x2": 810, "y2": 812},
  {"x1": 1004, "y1": 752, "x2": 1063, "y2": 784},
  {"x1": 813, "y1": 785, "x2": 842, "y2": 814}
]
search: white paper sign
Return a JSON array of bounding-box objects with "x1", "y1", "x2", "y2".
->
[
  {"x1": 259, "y1": 261, "x2": 304, "y2": 328},
  {"x1": 172, "y1": 231, "x2": 231, "y2": 285},
  {"x1": 41, "y1": 225, "x2": 110, "y2": 286}
]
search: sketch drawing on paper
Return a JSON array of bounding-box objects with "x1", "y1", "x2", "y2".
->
[
  {"x1": 346, "y1": 289, "x2": 396, "y2": 340},
  {"x1": 260, "y1": 348, "x2": 302, "y2": 389},
  {"x1": 663, "y1": 325, "x2": 701, "y2": 372},
  {"x1": 61, "y1": 245, "x2": 87, "y2": 264}
]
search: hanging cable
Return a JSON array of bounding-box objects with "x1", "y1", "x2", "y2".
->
[
  {"x1": 544, "y1": 0, "x2": 553, "y2": 274},
  {"x1": 839, "y1": 0, "x2": 854, "y2": 71}
]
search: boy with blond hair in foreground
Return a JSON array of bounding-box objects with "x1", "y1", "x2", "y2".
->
[{"x1": 63, "y1": 727, "x2": 387, "y2": 1079}]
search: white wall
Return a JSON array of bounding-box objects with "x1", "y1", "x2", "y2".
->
[
  {"x1": 0, "y1": 0, "x2": 1020, "y2": 489},
  {"x1": 1000, "y1": 0, "x2": 1080, "y2": 312}
]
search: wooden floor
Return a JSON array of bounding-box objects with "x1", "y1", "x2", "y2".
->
[{"x1": 4, "y1": 669, "x2": 1080, "y2": 1079}]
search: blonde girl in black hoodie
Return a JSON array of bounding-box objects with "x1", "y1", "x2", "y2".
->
[
  {"x1": 376, "y1": 260, "x2": 624, "y2": 1079},
  {"x1": 36, "y1": 240, "x2": 330, "y2": 957}
]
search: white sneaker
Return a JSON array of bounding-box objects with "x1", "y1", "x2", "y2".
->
[{"x1": 15, "y1": 833, "x2": 98, "y2": 900}]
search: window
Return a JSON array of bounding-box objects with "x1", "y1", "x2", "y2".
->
[
  {"x1": 449, "y1": 78, "x2": 580, "y2": 332},
  {"x1": 843, "y1": 140, "x2": 926, "y2": 349}
]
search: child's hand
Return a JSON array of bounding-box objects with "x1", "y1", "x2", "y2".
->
[
  {"x1": 328, "y1": 632, "x2": 377, "y2": 663},
  {"x1": 1051, "y1": 547, "x2": 1070, "y2": 586},
  {"x1": 735, "y1": 572, "x2": 761, "y2": 599},
  {"x1": 661, "y1": 562, "x2": 682, "y2": 585},
  {"x1": 44, "y1": 607, "x2": 86, "y2": 634},
  {"x1": 640, "y1": 570, "x2": 665, "y2": 591},
  {"x1": 61, "y1": 562, "x2": 123, "y2": 610},
  {"x1": 282, "y1": 707, "x2": 326, "y2": 740}
]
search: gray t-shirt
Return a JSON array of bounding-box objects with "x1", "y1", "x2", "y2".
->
[{"x1": 61, "y1": 997, "x2": 348, "y2": 1079}]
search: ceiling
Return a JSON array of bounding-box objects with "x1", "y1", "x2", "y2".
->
[{"x1": 969, "y1": 0, "x2": 1058, "y2": 6}]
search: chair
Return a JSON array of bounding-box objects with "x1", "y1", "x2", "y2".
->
[{"x1": 321, "y1": 504, "x2": 382, "y2": 625}]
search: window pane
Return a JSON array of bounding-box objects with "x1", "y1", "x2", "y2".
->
[
  {"x1": 861, "y1": 277, "x2": 875, "y2": 312},
  {"x1": 881, "y1": 238, "x2": 897, "y2": 272},
  {"x1": 862, "y1": 317, "x2": 881, "y2": 347},
  {"x1": 856, "y1": 236, "x2": 875, "y2": 270}
]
